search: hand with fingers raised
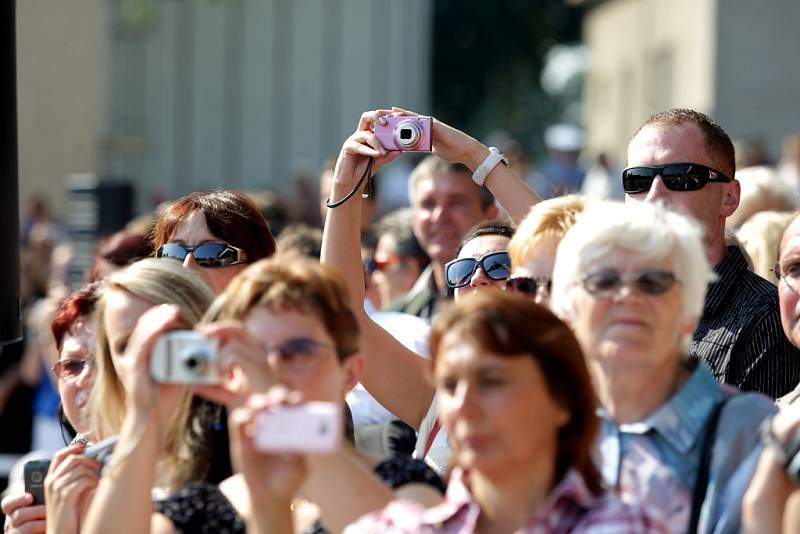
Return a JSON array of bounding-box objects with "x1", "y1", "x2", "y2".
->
[
  {"x1": 43, "y1": 442, "x2": 102, "y2": 534},
  {"x1": 116, "y1": 304, "x2": 184, "y2": 422},
  {"x1": 381, "y1": 106, "x2": 488, "y2": 170},
  {"x1": 231, "y1": 388, "x2": 308, "y2": 534},
  {"x1": 192, "y1": 321, "x2": 280, "y2": 409},
  {"x1": 328, "y1": 110, "x2": 403, "y2": 207}
]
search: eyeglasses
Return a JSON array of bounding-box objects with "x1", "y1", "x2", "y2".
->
[
  {"x1": 506, "y1": 276, "x2": 551, "y2": 296},
  {"x1": 52, "y1": 358, "x2": 93, "y2": 381},
  {"x1": 156, "y1": 242, "x2": 248, "y2": 268},
  {"x1": 444, "y1": 251, "x2": 511, "y2": 288},
  {"x1": 773, "y1": 259, "x2": 800, "y2": 291},
  {"x1": 374, "y1": 255, "x2": 416, "y2": 272},
  {"x1": 622, "y1": 163, "x2": 732, "y2": 194},
  {"x1": 580, "y1": 269, "x2": 678, "y2": 296},
  {"x1": 261, "y1": 337, "x2": 339, "y2": 372}
]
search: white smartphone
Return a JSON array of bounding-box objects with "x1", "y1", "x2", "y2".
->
[{"x1": 253, "y1": 402, "x2": 341, "y2": 454}]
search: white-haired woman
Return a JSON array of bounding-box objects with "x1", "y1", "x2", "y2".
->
[{"x1": 550, "y1": 201, "x2": 776, "y2": 534}]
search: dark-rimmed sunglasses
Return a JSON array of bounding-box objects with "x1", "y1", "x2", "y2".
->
[
  {"x1": 622, "y1": 163, "x2": 732, "y2": 194},
  {"x1": 156, "y1": 242, "x2": 248, "y2": 268},
  {"x1": 444, "y1": 251, "x2": 511, "y2": 289},
  {"x1": 52, "y1": 358, "x2": 93, "y2": 381},
  {"x1": 580, "y1": 269, "x2": 677, "y2": 296},
  {"x1": 506, "y1": 276, "x2": 551, "y2": 296}
]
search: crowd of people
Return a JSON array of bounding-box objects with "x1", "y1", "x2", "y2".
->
[{"x1": 2, "y1": 105, "x2": 800, "y2": 533}]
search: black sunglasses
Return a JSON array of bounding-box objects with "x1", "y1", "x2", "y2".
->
[
  {"x1": 444, "y1": 251, "x2": 511, "y2": 289},
  {"x1": 622, "y1": 163, "x2": 732, "y2": 194},
  {"x1": 580, "y1": 269, "x2": 678, "y2": 296},
  {"x1": 52, "y1": 358, "x2": 93, "y2": 380},
  {"x1": 156, "y1": 242, "x2": 248, "y2": 268},
  {"x1": 506, "y1": 276, "x2": 551, "y2": 296}
]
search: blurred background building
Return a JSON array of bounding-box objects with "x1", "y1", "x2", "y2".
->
[
  {"x1": 16, "y1": 0, "x2": 800, "y2": 217},
  {"x1": 579, "y1": 0, "x2": 800, "y2": 165},
  {"x1": 17, "y1": 0, "x2": 585, "y2": 218},
  {"x1": 19, "y1": 0, "x2": 433, "y2": 215}
]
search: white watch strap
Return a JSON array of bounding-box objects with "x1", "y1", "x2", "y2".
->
[{"x1": 472, "y1": 147, "x2": 508, "y2": 186}]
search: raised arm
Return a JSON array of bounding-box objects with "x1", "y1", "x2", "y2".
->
[
  {"x1": 321, "y1": 111, "x2": 434, "y2": 430},
  {"x1": 393, "y1": 107, "x2": 542, "y2": 224}
]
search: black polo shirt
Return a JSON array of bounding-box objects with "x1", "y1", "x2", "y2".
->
[{"x1": 691, "y1": 245, "x2": 800, "y2": 399}]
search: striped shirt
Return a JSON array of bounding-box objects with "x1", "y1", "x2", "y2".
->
[
  {"x1": 345, "y1": 467, "x2": 668, "y2": 534},
  {"x1": 690, "y1": 245, "x2": 800, "y2": 399}
]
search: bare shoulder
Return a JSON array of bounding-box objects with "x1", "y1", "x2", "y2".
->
[
  {"x1": 220, "y1": 473, "x2": 251, "y2": 520},
  {"x1": 151, "y1": 512, "x2": 179, "y2": 534}
]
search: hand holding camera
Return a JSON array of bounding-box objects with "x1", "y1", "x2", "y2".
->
[
  {"x1": 177, "y1": 322, "x2": 282, "y2": 409},
  {"x1": 229, "y1": 390, "x2": 323, "y2": 508},
  {"x1": 373, "y1": 115, "x2": 432, "y2": 152},
  {"x1": 150, "y1": 330, "x2": 220, "y2": 385},
  {"x1": 22, "y1": 442, "x2": 102, "y2": 533}
]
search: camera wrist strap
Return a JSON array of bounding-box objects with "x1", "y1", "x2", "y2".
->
[{"x1": 326, "y1": 158, "x2": 375, "y2": 209}]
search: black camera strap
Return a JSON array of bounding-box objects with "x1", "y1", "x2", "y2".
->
[{"x1": 325, "y1": 157, "x2": 375, "y2": 209}]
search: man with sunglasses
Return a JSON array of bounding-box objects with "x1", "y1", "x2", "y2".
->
[{"x1": 624, "y1": 108, "x2": 800, "y2": 399}]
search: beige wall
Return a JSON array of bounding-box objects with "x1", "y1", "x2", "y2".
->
[
  {"x1": 582, "y1": 0, "x2": 717, "y2": 164},
  {"x1": 16, "y1": 0, "x2": 107, "y2": 218}
]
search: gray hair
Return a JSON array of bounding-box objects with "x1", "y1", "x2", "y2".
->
[{"x1": 551, "y1": 201, "x2": 715, "y2": 348}]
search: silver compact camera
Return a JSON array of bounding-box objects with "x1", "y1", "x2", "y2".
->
[{"x1": 150, "y1": 330, "x2": 220, "y2": 384}]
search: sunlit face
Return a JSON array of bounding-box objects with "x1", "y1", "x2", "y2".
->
[
  {"x1": 57, "y1": 316, "x2": 95, "y2": 435},
  {"x1": 412, "y1": 173, "x2": 496, "y2": 264},
  {"x1": 102, "y1": 289, "x2": 184, "y2": 425},
  {"x1": 453, "y1": 234, "x2": 511, "y2": 300},
  {"x1": 434, "y1": 333, "x2": 568, "y2": 477},
  {"x1": 169, "y1": 210, "x2": 247, "y2": 294},
  {"x1": 510, "y1": 237, "x2": 558, "y2": 306},
  {"x1": 626, "y1": 123, "x2": 739, "y2": 249},
  {"x1": 104, "y1": 290, "x2": 153, "y2": 369},
  {"x1": 778, "y1": 217, "x2": 800, "y2": 347},
  {"x1": 565, "y1": 247, "x2": 691, "y2": 374},
  {"x1": 243, "y1": 307, "x2": 362, "y2": 403}
]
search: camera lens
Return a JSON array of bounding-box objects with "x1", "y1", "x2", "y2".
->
[
  {"x1": 181, "y1": 349, "x2": 210, "y2": 373},
  {"x1": 31, "y1": 471, "x2": 43, "y2": 483},
  {"x1": 394, "y1": 120, "x2": 421, "y2": 148}
]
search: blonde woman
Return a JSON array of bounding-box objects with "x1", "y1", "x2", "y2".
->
[
  {"x1": 82, "y1": 258, "x2": 220, "y2": 534},
  {"x1": 736, "y1": 210, "x2": 793, "y2": 284},
  {"x1": 506, "y1": 194, "x2": 588, "y2": 305}
]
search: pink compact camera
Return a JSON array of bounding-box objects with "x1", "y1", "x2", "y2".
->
[
  {"x1": 253, "y1": 402, "x2": 342, "y2": 454},
  {"x1": 374, "y1": 115, "x2": 432, "y2": 152}
]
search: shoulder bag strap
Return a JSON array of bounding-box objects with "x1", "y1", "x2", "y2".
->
[{"x1": 687, "y1": 396, "x2": 731, "y2": 534}]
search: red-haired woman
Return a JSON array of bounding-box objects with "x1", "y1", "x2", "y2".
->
[{"x1": 2, "y1": 283, "x2": 101, "y2": 534}]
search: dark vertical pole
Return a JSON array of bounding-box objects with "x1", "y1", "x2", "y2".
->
[{"x1": 0, "y1": 1, "x2": 22, "y2": 345}]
